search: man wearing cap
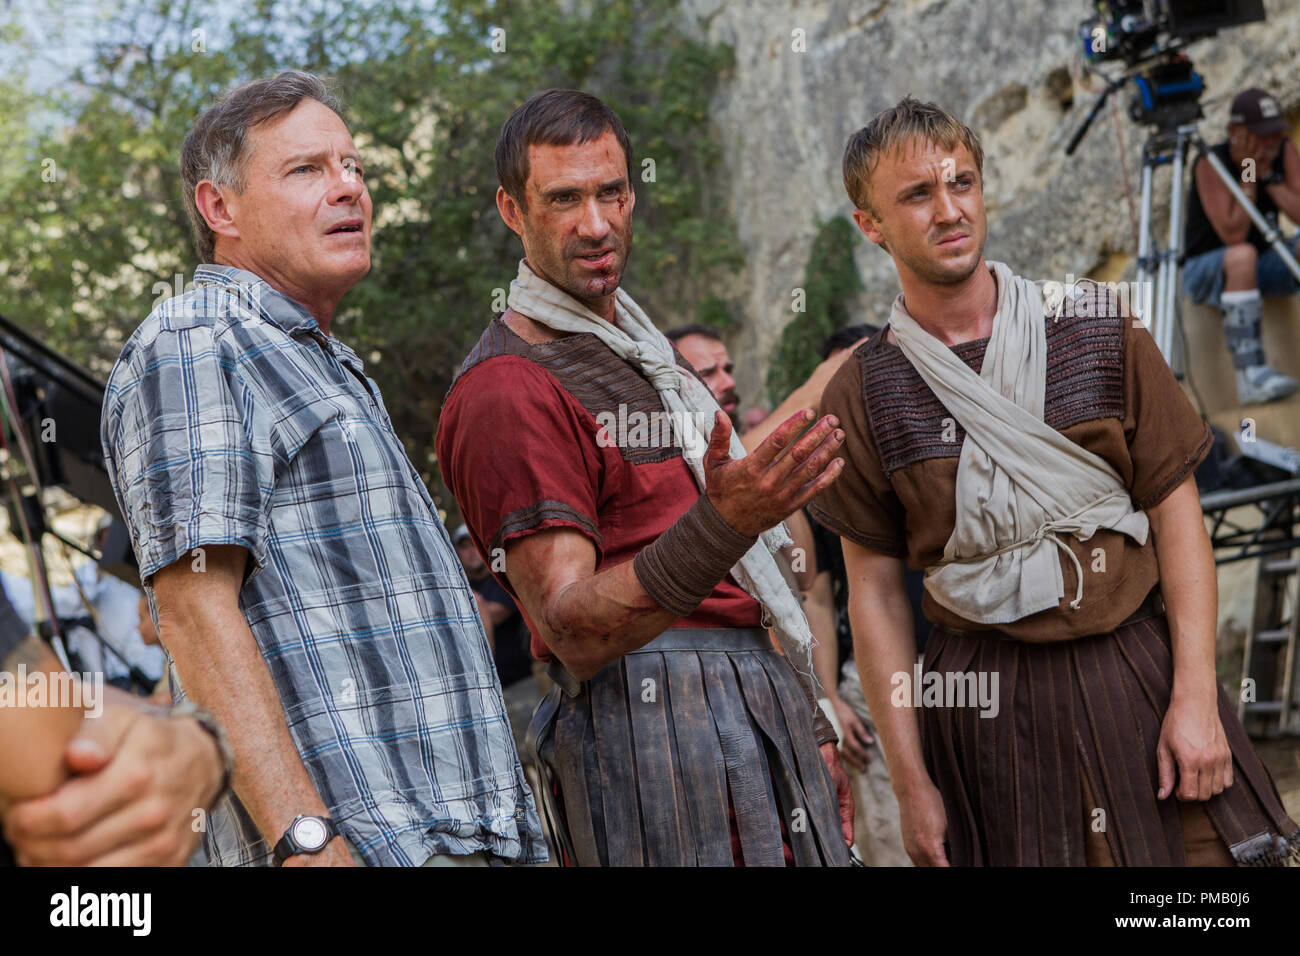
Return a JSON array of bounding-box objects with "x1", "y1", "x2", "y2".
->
[{"x1": 1183, "y1": 88, "x2": 1300, "y2": 405}]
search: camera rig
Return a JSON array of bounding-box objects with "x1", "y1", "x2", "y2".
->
[
  {"x1": 0, "y1": 311, "x2": 149, "y2": 687},
  {"x1": 1067, "y1": 0, "x2": 1296, "y2": 370}
]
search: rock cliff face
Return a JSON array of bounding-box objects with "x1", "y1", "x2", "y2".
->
[
  {"x1": 681, "y1": 0, "x2": 1300, "y2": 682},
  {"x1": 681, "y1": 0, "x2": 1300, "y2": 398}
]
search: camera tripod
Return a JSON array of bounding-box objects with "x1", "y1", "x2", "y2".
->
[
  {"x1": 1132, "y1": 123, "x2": 1300, "y2": 375},
  {"x1": 1067, "y1": 67, "x2": 1300, "y2": 375}
]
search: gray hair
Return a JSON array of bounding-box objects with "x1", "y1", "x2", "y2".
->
[{"x1": 180, "y1": 71, "x2": 344, "y2": 263}]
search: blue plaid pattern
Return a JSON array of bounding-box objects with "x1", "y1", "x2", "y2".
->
[{"x1": 101, "y1": 265, "x2": 546, "y2": 866}]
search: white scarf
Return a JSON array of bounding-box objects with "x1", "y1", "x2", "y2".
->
[
  {"x1": 889, "y1": 261, "x2": 1149, "y2": 625},
  {"x1": 507, "y1": 259, "x2": 815, "y2": 658}
]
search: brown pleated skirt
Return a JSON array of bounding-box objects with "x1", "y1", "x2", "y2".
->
[
  {"x1": 921, "y1": 611, "x2": 1299, "y2": 866},
  {"x1": 526, "y1": 628, "x2": 851, "y2": 867}
]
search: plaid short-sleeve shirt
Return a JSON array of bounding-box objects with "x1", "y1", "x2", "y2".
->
[{"x1": 101, "y1": 265, "x2": 547, "y2": 866}]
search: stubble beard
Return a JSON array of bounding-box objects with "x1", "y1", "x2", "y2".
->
[
  {"x1": 900, "y1": 229, "x2": 985, "y2": 287},
  {"x1": 531, "y1": 224, "x2": 634, "y2": 308}
]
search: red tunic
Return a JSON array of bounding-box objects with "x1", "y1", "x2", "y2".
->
[{"x1": 436, "y1": 316, "x2": 760, "y2": 662}]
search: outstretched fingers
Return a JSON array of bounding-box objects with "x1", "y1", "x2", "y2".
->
[
  {"x1": 772, "y1": 416, "x2": 842, "y2": 482},
  {"x1": 747, "y1": 409, "x2": 817, "y2": 469},
  {"x1": 792, "y1": 451, "x2": 845, "y2": 508}
]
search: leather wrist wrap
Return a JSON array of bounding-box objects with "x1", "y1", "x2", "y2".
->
[{"x1": 633, "y1": 495, "x2": 757, "y2": 618}]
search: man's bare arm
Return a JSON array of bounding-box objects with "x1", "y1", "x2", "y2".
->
[
  {"x1": 787, "y1": 511, "x2": 842, "y2": 714},
  {"x1": 805, "y1": 568, "x2": 872, "y2": 771},
  {"x1": 842, "y1": 539, "x2": 948, "y2": 865},
  {"x1": 1147, "y1": 475, "x2": 1232, "y2": 802},
  {"x1": 479, "y1": 599, "x2": 514, "y2": 630},
  {"x1": 807, "y1": 571, "x2": 839, "y2": 694},
  {"x1": 1, "y1": 633, "x2": 224, "y2": 865},
  {"x1": 740, "y1": 341, "x2": 867, "y2": 454},
  {"x1": 0, "y1": 635, "x2": 83, "y2": 800},
  {"x1": 505, "y1": 528, "x2": 672, "y2": 680},
  {"x1": 478, "y1": 595, "x2": 522, "y2": 658},
  {"x1": 1196, "y1": 155, "x2": 1255, "y2": 246},
  {"x1": 152, "y1": 543, "x2": 352, "y2": 866},
  {"x1": 505, "y1": 409, "x2": 844, "y2": 681},
  {"x1": 784, "y1": 509, "x2": 818, "y2": 593}
]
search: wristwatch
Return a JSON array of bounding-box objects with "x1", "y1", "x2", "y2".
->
[{"x1": 273, "y1": 815, "x2": 339, "y2": 866}]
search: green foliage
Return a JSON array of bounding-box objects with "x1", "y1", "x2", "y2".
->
[
  {"x1": 766, "y1": 216, "x2": 863, "y2": 406},
  {"x1": 694, "y1": 293, "x2": 732, "y2": 328},
  {"x1": 0, "y1": 0, "x2": 743, "y2": 513}
]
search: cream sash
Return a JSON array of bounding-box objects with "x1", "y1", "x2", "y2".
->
[{"x1": 889, "y1": 261, "x2": 1148, "y2": 625}]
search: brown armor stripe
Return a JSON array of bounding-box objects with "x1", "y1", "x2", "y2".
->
[
  {"x1": 858, "y1": 299, "x2": 1126, "y2": 477},
  {"x1": 451, "y1": 314, "x2": 709, "y2": 465}
]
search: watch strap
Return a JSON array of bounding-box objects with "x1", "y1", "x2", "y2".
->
[{"x1": 273, "y1": 815, "x2": 338, "y2": 866}]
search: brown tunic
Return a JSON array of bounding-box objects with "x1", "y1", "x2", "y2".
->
[
  {"x1": 808, "y1": 280, "x2": 1298, "y2": 866},
  {"x1": 809, "y1": 283, "x2": 1213, "y2": 640}
]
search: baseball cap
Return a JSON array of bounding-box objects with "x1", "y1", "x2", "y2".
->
[
  {"x1": 1229, "y1": 89, "x2": 1286, "y2": 137},
  {"x1": 451, "y1": 524, "x2": 471, "y2": 544}
]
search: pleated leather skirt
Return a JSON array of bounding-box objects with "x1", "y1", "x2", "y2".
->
[
  {"x1": 526, "y1": 627, "x2": 851, "y2": 867},
  {"x1": 922, "y1": 611, "x2": 1299, "y2": 866}
]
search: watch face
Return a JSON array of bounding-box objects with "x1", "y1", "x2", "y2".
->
[{"x1": 293, "y1": 817, "x2": 329, "y2": 851}]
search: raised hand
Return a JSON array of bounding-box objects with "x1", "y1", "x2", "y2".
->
[{"x1": 703, "y1": 409, "x2": 845, "y2": 538}]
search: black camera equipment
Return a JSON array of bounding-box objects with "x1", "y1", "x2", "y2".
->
[
  {"x1": 0, "y1": 311, "x2": 149, "y2": 688},
  {"x1": 1077, "y1": 0, "x2": 1265, "y2": 65},
  {"x1": 1065, "y1": 0, "x2": 1297, "y2": 372}
]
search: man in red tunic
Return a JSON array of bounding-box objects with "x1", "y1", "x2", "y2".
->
[{"x1": 437, "y1": 89, "x2": 853, "y2": 866}]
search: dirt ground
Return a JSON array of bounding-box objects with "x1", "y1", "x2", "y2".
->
[{"x1": 1256, "y1": 739, "x2": 1300, "y2": 822}]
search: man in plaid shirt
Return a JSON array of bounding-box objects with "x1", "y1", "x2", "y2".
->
[{"x1": 100, "y1": 71, "x2": 546, "y2": 867}]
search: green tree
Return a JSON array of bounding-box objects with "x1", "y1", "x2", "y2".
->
[
  {"x1": 766, "y1": 216, "x2": 863, "y2": 406},
  {"x1": 0, "y1": 0, "x2": 743, "y2": 516}
]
